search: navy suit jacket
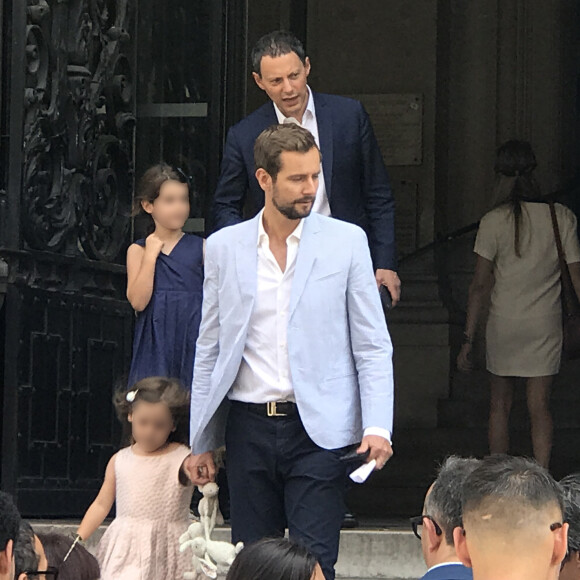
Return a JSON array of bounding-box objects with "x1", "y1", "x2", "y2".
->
[
  {"x1": 211, "y1": 91, "x2": 397, "y2": 270},
  {"x1": 421, "y1": 563, "x2": 473, "y2": 580}
]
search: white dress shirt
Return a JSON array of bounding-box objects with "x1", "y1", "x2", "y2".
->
[
  {"x1": 228, "y1": 212, "x2": 392, "y2": 444},
  {"x1": 229, "y1": 212, "x2": 302, "y2": 403},
  {"x1": 273, "y1": 86, "x2": 332, "y2": 217}
]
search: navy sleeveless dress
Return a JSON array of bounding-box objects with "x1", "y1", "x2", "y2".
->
[{"x1": 128, "y1": 234, "x2": 203, "y2": 389}]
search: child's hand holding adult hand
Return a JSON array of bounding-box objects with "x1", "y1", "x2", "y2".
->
[{"x1": 184, "y1": 452, "x2": 216, "y2": 486}]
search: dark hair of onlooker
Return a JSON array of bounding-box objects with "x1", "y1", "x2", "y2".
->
[
  {"x1": 37, "y1": 532, "x2": 100, "y2": 580},
  {"x1": 560, "y1": 472, "x2": 580, "y2": 561},
  {"x1": 251, "y1": 30, "x2": 307, "y2": 75},
  {"x1": 424, "y1": 456, "x2": 480, "y2": 545},
  {"x1": 14, "y1": 521, "x2": 39, "y2": 577},
  {"x1": 462, "y1": 454, "x2": 564, "y2": 517},
  {"x1": 493, "y1": 140, "x2": 543, "y2": 257},
  {"x1": 0, "y1": 490, "x2": 21, "y2": 553},
  {"x1": 226, "y1": 537, "x2": 318, "y2": 580},
  {"x1": 254, "y1": 123, "x2": 319, "y2": 182}
]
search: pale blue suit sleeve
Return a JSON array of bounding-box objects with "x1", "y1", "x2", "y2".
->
[
  {"x1": 190, "y1": 238, "x2": 221, "y2": 450},
  {"x1": 346, "y1": 228, "x2": 394, "y2": 433}
]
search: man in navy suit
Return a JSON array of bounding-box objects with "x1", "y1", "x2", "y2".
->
[
  {"x1": 411, "y1": 457, "x2": 479, "y2": 580},
  {"x1": 211, "y1": 30, "x2": 401, "y2": 304}
]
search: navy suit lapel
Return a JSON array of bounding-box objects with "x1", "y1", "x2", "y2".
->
[
  {"x1": 257, "y1": 101, "x2": 278, "y2": 126},
  {"x1": 289, "y1": 214, "x2": 321, "y2": 319},
  {"x1": 313, "y1": 92, "x2": 334, "y2": 200}
]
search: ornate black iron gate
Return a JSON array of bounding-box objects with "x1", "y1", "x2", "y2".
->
[
  {"x1": 0, "y1": 0, "x2": 136, "y2": 516},
  {"x1": 0, "y1": 0, "x2": 247, "y2": 517}
]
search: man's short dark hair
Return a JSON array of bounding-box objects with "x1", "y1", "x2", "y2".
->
[
  {"x1": 462, "y1": 455, "x2": 564, "y2": 523},
  {"x1": 0, "y1": 490, "x2": 21, "y2": 553},
  {"x1": 14, "y1": 521, "x2": 39, "y2": 577},
  {"x1": 251, "y1": 30, "x2": 307, "y2": 75},
  {"x1": 560, "y1": 473, "x2": 580, "y2": 558},
  {"x1": 424, "y1": 456, "x2": 480, "y2": 545},
  {"x1": 254, "y1": 123, "x2": 319, "y2": 181}
]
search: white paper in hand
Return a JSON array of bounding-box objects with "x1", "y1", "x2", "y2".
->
[{"x1": 349, "y1": 459, "x2": 377, "y2": 484}]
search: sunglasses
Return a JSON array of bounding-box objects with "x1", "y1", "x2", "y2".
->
[
  {"x1": 172, "y1": 166, "x2": 193, "y2": 189},
  {"x1": 23, "y1": 566, "x2": 59, "y2": 578},
  {"x1": 459, "y1": 521, "x2": 564, "y2": 537},
  {"x1": 409, "y1": 515, "x2": 443, "y2": 540}
]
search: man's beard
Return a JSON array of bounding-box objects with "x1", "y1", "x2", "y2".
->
[{"x1": 272, "y1": 192, "x2": 315, "y2": 220}]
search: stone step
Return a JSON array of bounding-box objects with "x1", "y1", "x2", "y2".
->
[
  {"x1": 438, "y1": 398, "x2": 580, "y2": 429},
  {"x1": 29, "y1": 520, "x2": 427, "y2": 579},
  {"x1": 347, "y1": 425, "x2": 580, "y2": 517}
]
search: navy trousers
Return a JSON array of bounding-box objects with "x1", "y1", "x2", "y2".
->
[{"x1": 225, "y1": 402, "x2": 347, "y2": 580}]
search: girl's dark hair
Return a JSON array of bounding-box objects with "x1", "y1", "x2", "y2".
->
[
  {"x1": 133, "y1": 163, "x2": 191, "y2": 232},
  {"x1": 37, "y1": 532, "x2": 100, "y2": 580},
  {"x1": 226, "y1": 538, "x2": 318, "y2": 580},
  {"x1": 114, "y1": 376, "x2": 190, "y2": 445},
  {"x1": 493, "y1": 140, "x2": 543, "y2": 257}
]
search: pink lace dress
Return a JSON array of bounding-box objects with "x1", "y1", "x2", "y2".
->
[{"x1": 95, "y1": 444, "x2": 193, "y2": 580}]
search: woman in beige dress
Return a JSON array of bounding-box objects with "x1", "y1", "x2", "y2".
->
[{"x1": 457, "y1": 140, "x2": 580, "y2": 467}]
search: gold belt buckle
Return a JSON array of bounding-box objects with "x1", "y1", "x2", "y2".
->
[{"x1": 267, "y1": 402, "x2": 287, "y2": 417}]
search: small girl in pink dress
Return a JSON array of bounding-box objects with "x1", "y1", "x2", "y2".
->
[{"x1": 77, "y1": 377, "x2": 194, "y2": 580}]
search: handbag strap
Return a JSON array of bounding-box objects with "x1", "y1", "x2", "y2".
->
[
  {"x1": 549, "y1": 202, "x2": 578, "y2": 316},
  {"x1": 549, "y1": 202, "x2": 567, "y2": 268}
]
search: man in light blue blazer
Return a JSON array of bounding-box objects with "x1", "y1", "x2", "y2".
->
[{"x1": 185, "y1": 123, "x2": 394, "y2": 580}]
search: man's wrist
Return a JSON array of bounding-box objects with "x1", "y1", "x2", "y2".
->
[{"x1": 363, "y1": 427, "x2": 392, "y2": 444}]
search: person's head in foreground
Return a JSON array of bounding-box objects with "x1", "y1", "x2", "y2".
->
[
  {"x1": 14, "y1": 521, "x2": 51, "y2": 579},
  {"x1": 454, "y1": 455, "x2": 568, "y2": 580},
  {"x1": 254, "y1": 122, "x2": 321, "y2": 222},
  {"x1": 225, "y1": 537, "x2": 324, "y2": 580},
  {"x1": 0, "y1": 491, "x2": 20, "y2": 580},
  {"x1": 37, "y1": 533, "x2": 100, "y2": 580},
  {"x1": 559, "y1": 473, "x2": 580, "y2": 580},
  {"x1": 415, "y1": 456, "x2": 480, "y2": 571}
]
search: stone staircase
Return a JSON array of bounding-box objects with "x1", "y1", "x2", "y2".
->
[
  {"x1": 346, "y1": 256, "x2": 580, "y2": 520},
  {"x1": 30, "y1": 520, "x2": 427, "y2": 579},
  {"x1": 348, "y1": 354, "x2": 580, "y2": 521}
]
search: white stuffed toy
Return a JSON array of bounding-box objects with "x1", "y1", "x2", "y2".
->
[
  {"x1": 188, "y1": 537, "x2": 244, "y2": 574},
  {"x1": 179, "y1": 522, "x2": 217, "y2": 579},
  {"x1": 179, "y1": 484, "x2": 243, "y2": 578},
  {"x1": 198, "y1": 482, "x2": 224, "y2": 540},
  {"x1": 179, "y1": 521, "x2": 204, "y2": 546}
]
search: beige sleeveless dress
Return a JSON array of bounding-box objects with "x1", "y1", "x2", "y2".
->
[
  {"x1": 474, "y1": 202, "x2": 580, "y2": 376},
  {"x1": 95, "y1": 444, "x2": 193, "y2": 580}
]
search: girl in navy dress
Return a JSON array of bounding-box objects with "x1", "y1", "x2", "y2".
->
[{"x1": 126, "y1": 164, "x2": 204, "y2": 388}]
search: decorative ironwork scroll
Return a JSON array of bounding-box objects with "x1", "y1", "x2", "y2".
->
[{"x1": 23, "y1": 0, "x2": 135, "y2": 262}]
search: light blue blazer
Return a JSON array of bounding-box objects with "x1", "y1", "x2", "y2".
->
[{"x1": 190, "y1": 212, "x2": 394, "y2": 453}]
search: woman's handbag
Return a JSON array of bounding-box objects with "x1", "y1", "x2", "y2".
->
[{"x1": 549, "y1": 202, "x2": 580, "y2": 359}]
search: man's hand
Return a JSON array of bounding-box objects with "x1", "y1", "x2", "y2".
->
[
  {"x1": 375, "y1": 269, "x2": 401, "y2": 307},
  {"x1": 456, "y1": 343, "x2": 473, "y2": 372},
  {"x1": 184, "y1": 452, "x2": 216, "y2": 486},
  {"x1": 357, "y1": 435, "x2": 393, "y2": 471}
]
